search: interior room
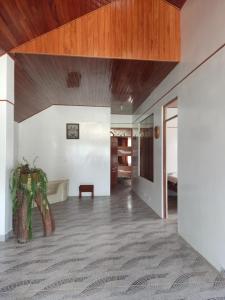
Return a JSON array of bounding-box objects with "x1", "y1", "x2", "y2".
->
[
  {"x1": 111, "y1": 128, "x2": 133, "y2": 189},
  {"x1": 164, "y1": 100, "x2": 178, "y2": 218},
  {"x1": 1, "y1": 0, "x2": 225, "y2": 299}
]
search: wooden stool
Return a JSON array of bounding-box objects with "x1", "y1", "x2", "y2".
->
[{"x1": 79, "y1": 185, "x2": 94, "y2": 198}]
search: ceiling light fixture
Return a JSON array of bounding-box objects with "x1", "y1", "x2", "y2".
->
[{"x1": 128, "y1": 96, "x2": 133, "y2": 104}]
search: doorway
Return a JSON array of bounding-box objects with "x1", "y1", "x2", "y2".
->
[
  {"x1": 110, "y1": 128, "x2": 133, "y2": 189},
  {"x1": 163, "y1": 99, "x2": 178, "y2": 219}
]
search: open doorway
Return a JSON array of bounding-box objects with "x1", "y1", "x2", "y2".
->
[
  {"x1": 163, "y1": 99, "x2": 178, "y2": 219},
  {"x1": 110, "y1": 128, "x2": 133, "y2": 189}
]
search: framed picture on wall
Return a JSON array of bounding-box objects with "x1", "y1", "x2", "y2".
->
[{"x1": 66, "y1": 123, "x2": 79, "y2": 139}]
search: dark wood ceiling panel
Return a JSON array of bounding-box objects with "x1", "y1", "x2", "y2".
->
[
  {"x1": 166, "y1": 0, "x2": 187, "y2": 9},
  {"x1": 110, "y1": 60, "x2": 176, "y2": 113},
  {"x1": 15, "y1": 54, "x2": 112, "y2": 121},
  {"x1": 0, "y1": 0, "x2": 114, "y2": 55},
  {"x1": 15, "y1": 54, "x2": 177, "y2": 122}
]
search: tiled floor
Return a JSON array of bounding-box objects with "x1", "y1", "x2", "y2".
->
[{"x1": 0, "y1": 184, "x2": 225, "y2": 299}]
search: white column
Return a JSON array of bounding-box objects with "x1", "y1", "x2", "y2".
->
[{"x1": 0, "y1": 54, "x2": 15, "y2": 241}]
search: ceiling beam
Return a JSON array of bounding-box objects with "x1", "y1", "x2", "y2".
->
[{"x1": 11, "y1": 0, "x2": 181, "y2": 62}]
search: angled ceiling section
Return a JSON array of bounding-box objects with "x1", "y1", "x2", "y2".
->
[
  {"x1": 15, "y1": 54, "x2": 177, "y2": 122},
  {"x1": 15, "y1": 54, "x2": 112, "y2": 122},
  {"x1": 0, "y1": 0, "x2": 114, "y2": 55},
  {"x1": 10, "y1": 0, "x2": 182, "y2": 122},
  {"x1": 11, "y1": 0, "x2": 181, "y2": 62}
]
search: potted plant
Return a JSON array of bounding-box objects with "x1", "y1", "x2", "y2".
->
[{"x1": 10, "y1": 158, "x2": 55, "y2": 243}]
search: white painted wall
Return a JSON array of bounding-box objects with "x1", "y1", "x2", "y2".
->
[
  {"x1": 18, "y1": 106, "x2": 111, "y2": 197},
  {"x1": 0, "y1": 55, "x2": 14, "y2": 241},
  {"x1": 133, "y1": 110, "x2": 163, "y2": 217},
  {"x1": 14, "y1": 122, "x2": 19, "y2": 164},
  {"x1": 111, "y1": 114, "x2": 133, "y2": 128},
  {"x1": 166, "y1": 118, "x2": 177, "y2": 174},
  {"x1": 0, "y1": 55, "x2": 15, "y2": 102},
  {"x1": 0, "y1": 103, "x2": 14, "y2": 240},
  {"x1": 178, "y1": 50, "x2": 225, "y2": 271},
  {"x1": 132, "y1": 0, "x2": 225, "y2": 271}
]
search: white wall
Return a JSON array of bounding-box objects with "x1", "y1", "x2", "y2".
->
[
  {"x1": 166, "y1": 118, "x2": 177, "y2": 174},
  {"x1": 111, "y1": 114, "x2": 133, "y2": 128},
  {"x1": 0, "y1": 55, "x2": 14, "y2": 241},
  {"x1": 132, "y1": 110, "x2": 163, "y2": 217},
  {"x1": 0, "y1": 54, "x2": 15, "y2": 102},
  {"x1": 178, "y1": 50, "x2": 225, "y2": 271},
  {"x1": 18, "y1": 106, "x2": 111, "y2": 197},
  {"x1": 133, "y1": 0, "x2": 225, "y2": 271},
  {"x1": 0, "y1": 103, "x2": 14, "y2": 240},
  {"x1": 14, "y1": 122, "x2": 19, "y2": 164}
]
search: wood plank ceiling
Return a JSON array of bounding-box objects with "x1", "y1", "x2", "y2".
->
[
  {"x1": 0, "y1": 0, "x2": 186, "y2": 56},
  {"x1": 166, "y1": 0, "x2": 187, "y2": 9},
  {"x1": 0, "y1": 0, "x2": 185, "y2": 121},
  {"x1": 0, "y1": 0, "x2": 114, "y2": 55},
  {"x1": 15, "y1": 54, "x2": 177, "y2": 122},
  {"x1": 11, "y1": 0, "x2": 180, "y2": 61}
]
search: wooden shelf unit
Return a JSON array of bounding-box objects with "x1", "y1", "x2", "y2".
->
[{"x1": 111, "y1": 128, "x2": 133, "y2": 187}]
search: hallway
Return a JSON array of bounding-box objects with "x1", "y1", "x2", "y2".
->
[{"x1": 0, "y1": 186, "x2": 224, "y2": 299}]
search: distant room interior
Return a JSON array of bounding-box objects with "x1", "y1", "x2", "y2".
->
[
  {"x1": 164, "y1": 99, "x2": 178, "y2": 218},
  {"x1": 111, "y1": 128, "x2": 133, "y2": 188}
]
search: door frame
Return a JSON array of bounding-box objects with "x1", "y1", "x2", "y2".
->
[{"x1": 163, "y1": 97, "x2": 178, "y2": 219}]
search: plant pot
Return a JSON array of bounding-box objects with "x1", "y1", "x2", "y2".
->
[
  {"x1": 11, "y1": 164, "x2": 55, "y2": 242},
  {"x1": 35, "y1": 194, "x2": 55, "y2": 237},
  {"x1": 31, "y1": 172, "x2": 39, "y2": 182},
  {"x1": 16, "y1": 191, "x2": 29, "y2": 243},
  {"x1": 20, "y1": 173, "x2": 28, "y2": 184}
]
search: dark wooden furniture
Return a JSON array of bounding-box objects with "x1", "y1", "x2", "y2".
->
[
  {"x1": 111, "y1": 137, "x2": 118, "y2": 188},
  {"x1": 118, "y1": 165, "x2": 132, "y2": 178},
  {"x1": 168, "y1": 174, "x2": 178, "y2": 193},
  {"x1": 79, "y1": 185, "x2": 94, "y2": 198},
  {"x1": 111, "y1": 130, "x2": 133, "y2": 187}
]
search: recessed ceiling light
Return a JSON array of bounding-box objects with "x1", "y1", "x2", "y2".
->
[{"x1": 128, "y1": 96, "x2": 133, "y2": 103}]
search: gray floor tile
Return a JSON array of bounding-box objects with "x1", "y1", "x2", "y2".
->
[{"x1": 0, "y1": 183, "x2": 224, "y2": 300}]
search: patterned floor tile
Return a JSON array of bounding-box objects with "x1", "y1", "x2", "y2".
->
[{"x1": 0, "y1": 183, "x2": 224, "y2": 299}]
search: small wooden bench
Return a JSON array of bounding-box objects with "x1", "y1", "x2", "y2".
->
[{"x1": 79, "y1": 185, "x2": 94, "y2": 198}]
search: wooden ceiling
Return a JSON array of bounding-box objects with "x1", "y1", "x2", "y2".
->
[
  {"x1": 0, "y1": 0, "x2": 114, "y2": 55},
  {"x1": 166, "y1": 0, "x2": 187, "y2": 9},
  {"x1": 0, "y1": 0, "x2": 187, "y2": 57},
  {"x1": 0, "y1": 0, "x2": 184, "y2": 121},
  {"x1": 11, "y1": 0, "x2": 180, "y2": 62},
  {"x1": 15, "y1": 54, "x2": 177, "y2": 122}
]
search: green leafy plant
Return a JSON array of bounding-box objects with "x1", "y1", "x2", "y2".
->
[{"x1": 10, "y1": 158, "x2": 50, "y2": 240}]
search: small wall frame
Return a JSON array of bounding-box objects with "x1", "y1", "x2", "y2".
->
[{"x1": 66, "y1": 123, "x2": 79, "y2": 139}]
